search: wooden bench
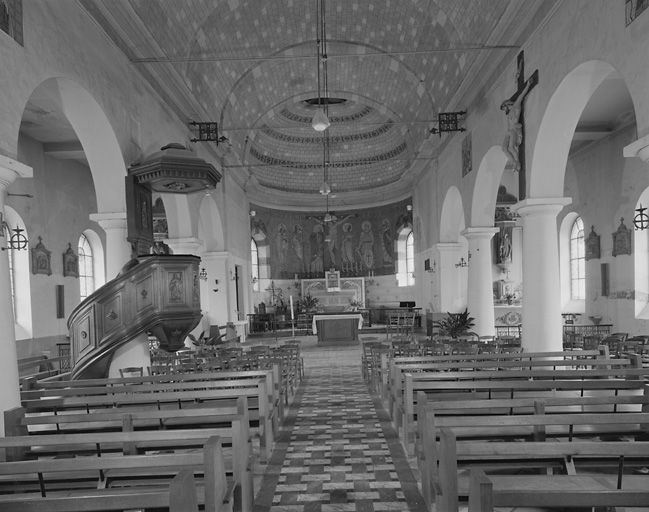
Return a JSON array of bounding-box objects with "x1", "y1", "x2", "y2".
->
[
  {"x1": 18, "y1": 354, "x2": 70, "y2": 388},
  {"x1": 0, "y1": 427, "x2": 252, "y2": 511},
  {"x1": 397, "y1": 366, "x2": 649, "y2": 454},
  {"x1": 384, "y1": 347, "x2": 620, "y2": 413},
  {"x1": 26, "y1": 367, "x2": 284, "y2": 429},
  {"x1": 468, "y1": 467, "x2": 649, "y2": 512},
  {"x1": 0, "y1": 436, "x2": 232, "y2": 512},
  {"x1": 382, "y1": 347, "x2": 612, "y2": 399},
  {"x1": 19, "y1": 373, "x2": 276, "y2": 461},
  {"x1": 420, "y1": 411, "x2": 649, "y2": 511}
]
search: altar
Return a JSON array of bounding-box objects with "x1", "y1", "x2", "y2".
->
[{"x1": 312, "y1": 313, "x2": 364, "y2": 344}]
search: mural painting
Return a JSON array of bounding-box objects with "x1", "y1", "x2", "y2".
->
[{"x1": 250, "y1": 199, "x2": 412, "y2": 279}]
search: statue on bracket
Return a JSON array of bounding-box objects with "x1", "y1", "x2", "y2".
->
[
  {"x1": 31, "y1": 236, "x2": 52, "y2": 276},
  {"x1": 63, "y1": 242, "x2": 79, "y2": 278},
  {"x1": 612, "y1": 218, "x2": 632, "y2": 256},
  {"x1": 585, "y1": 225, "x2": 600, "y2": 260}
]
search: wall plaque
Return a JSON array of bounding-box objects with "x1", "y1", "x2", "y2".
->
[
  {"x1": 30, "y1": 236, "x2": 52, "y2": 276},
  {"x1": 63, "y1": 242, "x2": 79, "y2": 278},
  {"x1": 612, "y1": 218, "x2": 632, "y2": 256},
  {"x1": 585, "y1": 225, "x2": 600, "y2": 260}
]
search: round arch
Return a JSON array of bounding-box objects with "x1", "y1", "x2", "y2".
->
[
  {"x1": 439, "y1": 186, "x2": 466, "y2": 242},
  {"x1": 529, "y1": 60, "x2": 619, "y2": 198},
  {"x1": 20, "y1": 77, "x2": 127, "y2": 213},
  {"x1": 470, "y1": 146, "x2": 509, "y2": 227},
  {"x1": 197, "y1": 194, "x2": 225, "y2": 253}
]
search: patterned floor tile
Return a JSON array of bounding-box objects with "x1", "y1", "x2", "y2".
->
[{"x1": 253, "y1": 342, "x2": 426, "y2": 512}]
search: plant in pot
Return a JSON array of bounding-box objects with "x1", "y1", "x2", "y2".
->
[
  {"x1": 187, "y1": 330, "x2": 222, "y2": 352},
  {"x1": 297, "y1": 293, "x2": 319, "y2": 313},
  {"x1": 434, "y1": 308, "x2": 476, "y2": 339}
]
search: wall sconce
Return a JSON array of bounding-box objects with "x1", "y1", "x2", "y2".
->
[
  {"x1": 634, "y1": 204, "x2": 648, "y2": 230},
  {"x1": 455, "y1": 257, "x2": 468, "y2": 268},
  {"x1": 406, "y1": 204, "x2": 413, "y2": 212},
  {"x1": 249, "y1": 210, "x2": 256, "y2": 217},
  {"x1": 213, "y1": 279, "x2": 219, "y2": 292},
  {"x1": 0, "y1": 217, "x2": 29, "y2": 251},
  {"x1": 199, "y1": 267, "x2": 208, "y2": 281}
]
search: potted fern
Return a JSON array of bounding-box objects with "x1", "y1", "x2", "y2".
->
[{"x1": 434, "y1": 308, "x2": 476, "y2": 339}]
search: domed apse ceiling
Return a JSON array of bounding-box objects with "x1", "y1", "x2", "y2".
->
[{"x1": 79, "y1": 1, "x2": 558, "y2": 208}]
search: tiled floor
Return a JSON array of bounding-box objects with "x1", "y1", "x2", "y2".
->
[{"x1": 253, "y1": 336, "x2": 427, "y2": 512}]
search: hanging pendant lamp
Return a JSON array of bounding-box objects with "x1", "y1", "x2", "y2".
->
[{"x1": 312, "y1": 108, "x2": 330, "y2": 131}]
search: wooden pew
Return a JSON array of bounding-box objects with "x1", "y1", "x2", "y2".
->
[
  {"x1": 18, "y1": 354, "x2": 70, "y2": 388},
  {"x1": 26, "y1": 367, "x2": 284, "y2": 435},
  {"x1": 420, "y1": 411, "x2": 649, "y2": 511},
  {"x1": 433, "y1": 431, "x2": 649, "y2": 512},
  {"x1": 382, "y1": 347, "x2": 612, "y2": 401},
  {"x1": 468, "y1": 468, "x2": 649, "y2": 512},
  {"x1": 387, "y1": 350, "x2": 636, "y2": 420},
  {"x1": 19, "y1": 375, "x2": 275, "y2": 461},
  {"x1": 0, "y1": 437, "x2": 232, "y2": 512},
  {"x1": 397, "y1": 366, "x2": 649, "y2": 454},
  {"x1": 0, "y1": 428, "x2": 252, "y2": 511}
]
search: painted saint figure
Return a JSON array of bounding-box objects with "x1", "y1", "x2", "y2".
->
[
  {"x1": 357, "y1": 220, "x2": 375, "y2": 270},
  {"x1": 380, "y1": 218, "x2": 394, "y2": 265},
  {"x1": 341, "y1": 222, "x2": 355, "y2": 272},
  {"x1": 291, "y1": 224, "x2": 304, "y2": 273}
]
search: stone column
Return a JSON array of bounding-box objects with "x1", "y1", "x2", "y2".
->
[
  {"x1": 90, "y1": 212, "x2": 131, "y2": 280},
  {"x1": 165, "y1": 237, "x2": 203, "y2": 256},
  {"x1": 0, "y1": 156, "x2": 33, "y2": 436},
  {"x1": 513, "y1": 197, "x2": 571, "y2": 352},
  {"x1": 436, "y1": 242, "x2": 464, "y2": 312},
  {"x1": 201, "y1": 251, "x2": 232, "y2": 326},
  {"x1": 462, "y1": 227, "x2": 499, "y2": 337}
]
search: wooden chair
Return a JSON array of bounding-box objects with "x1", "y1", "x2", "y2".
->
[{"x1": 119, "y1": 366, "x2": 144, "y2": 378}]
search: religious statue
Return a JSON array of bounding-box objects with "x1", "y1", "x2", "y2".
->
[{"x1": 500, "y1": 55, "x2": 538, "y2": 173}]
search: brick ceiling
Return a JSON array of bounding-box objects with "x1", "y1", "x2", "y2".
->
[{"x1": 80, "y1": 0, "x2": 554, "y2": 208}]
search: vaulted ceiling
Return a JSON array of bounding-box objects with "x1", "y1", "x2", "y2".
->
[{"x1": 73, "y1": 2, "x2": 558, "y2": 207}]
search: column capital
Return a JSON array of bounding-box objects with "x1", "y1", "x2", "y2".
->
[
  {"x1": 166, "y1": 237, "x2": 204, "y2": 255},
  {"x1": 89, "y1": 211, "x2": 127, "y2": 230},
  {"x1": 435, "y1": 242, "x2": 462, "y2": 254},
  {"x1": 512, "y1": 197, "x2": 571, "y2": 217},
  {"x1": 0, "y1": 155, "x2": 32, "y2": 190},
  {"x1": 624, "y1": 134, "x2": 649, "y2": 163},
  {"x1": 461, "y1": 226, "x2": 499, "y2": 240},
  {"x1": 201, "y1": 251, "x2": 230, "y2": 263}
]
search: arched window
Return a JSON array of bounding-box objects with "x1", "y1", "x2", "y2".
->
[
  {"x1": 251, "y1": 238, "x2": 259, "y2": 291},
  {"x1": 3, "y1": 223, "x2": 15, "y2": 317},
  {"x1": 406, "y1": 231, "x2": 415, "y2": 286},
  {"x1": 570, "y1": 217, "x2": 585, "y2": 300},
  {"x1": 396, "y1": 227, "x2": 414, "y2": 287},
  {"x1": 78, "y1": 233, "x2": 95, "y2": 300},
  {"x1": 4, "y1": 207, "x2": 32, "y2": 338}
]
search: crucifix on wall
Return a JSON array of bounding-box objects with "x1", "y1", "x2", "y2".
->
[{"x1": 500, "y1": 50, "x2": 538, "y2": 199}]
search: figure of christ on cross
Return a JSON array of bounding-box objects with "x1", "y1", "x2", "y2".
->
[{"x1": 500, "y1": 51, "x2": 539, "y2": 177}]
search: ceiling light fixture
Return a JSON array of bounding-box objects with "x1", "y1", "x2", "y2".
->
[{"x1": 312, "y1": 0, "x2": 330, "y2": 132}]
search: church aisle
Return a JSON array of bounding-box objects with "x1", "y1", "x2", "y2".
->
[{"x1": 253, "y1": 343, "x2": 427, "y2": 512}]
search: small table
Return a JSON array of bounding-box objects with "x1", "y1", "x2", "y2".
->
[{"x1": 312, "y1": 313, "x2": 364, "y2": 344}]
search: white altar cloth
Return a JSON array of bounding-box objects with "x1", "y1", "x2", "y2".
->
[{"x1": 311, "y1": 313, "x2": 364, "y2": 334}]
